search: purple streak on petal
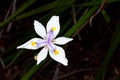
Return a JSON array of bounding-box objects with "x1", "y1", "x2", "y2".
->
[
  {"x1": 47, "y1": 42, "x2": 56, "y2": 51},
  {"x1": 46, "y1": 30, "x2": 54, "y2": 43},
  {"x1": 36, "y1": 40, "x2": 47, "y2": 48}
]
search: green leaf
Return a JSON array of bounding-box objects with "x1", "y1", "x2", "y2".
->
[
  {"x1": 94, "y1": 20, "x2": 120, "y2": 80},
  {"x1": 21, "y1": 58, "x2": 49, "y2": 80},
  {"x1": 7, "y1": 50, "x2": 26, "y2": 68},
  {"x1": 64, "y1": 6, "x2": 99, "y2": 37},
  {"x1": 15, "y1": 1, "x2": 59, "y2": 20},
  {"x1": 15, "y1": 0, "x2": 75, "y2": 20},
  {"x1": 0, "y1": 0, "x2": 37, "y2": 28},
  {"x1": 101, "y1": 10, "x2": 110, "y2": 23}
]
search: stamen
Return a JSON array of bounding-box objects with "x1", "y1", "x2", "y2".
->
[
  {"x1": 34, "y1": 56, "x2": 37, "y2": 60},
  {"x1": 51, "y1": 39, "x2": 55, "y2": 43},
  {"x1": 31, "y1": 41, "x2": 36, "y2": 46},
  {"x1": 51, "y1": 27, "x2": 56, "y2": 31},
  {"x1": 45, "y1": 45, "x2": 48, "y2": 49},
  {"x1": 44, "y1": 36, "x2": 46, "y2": 40},
  {"x1": 53, "y1": 49, "x2": 59, "y2": 55}
]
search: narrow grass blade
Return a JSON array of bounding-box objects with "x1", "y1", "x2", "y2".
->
[
  {"x1": 94, "y1": 20, "x2": 120, "y2": 80},
  {"x1": 15, "y1": 0, "x2": 75, "y2": 20},
  {"x1": 64, "y1": 6, "x2": 99, "y2": 37},
  {"x1": 0, "y1": 0, "x2": 37, "y2": 28},
  {"x1": 21, "y1": 58, "x2": 49, "y2": 80}
]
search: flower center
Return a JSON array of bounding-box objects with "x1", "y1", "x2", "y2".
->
[
  {"x1": 34, "y1": 27, "x2": 57, "y2": 54},
  {"x1": 53, "y1": 49, "x2": 59, "y2": 55},
  {"x1": 31, "y1": 41, "x2": 36, "y2": 46}
]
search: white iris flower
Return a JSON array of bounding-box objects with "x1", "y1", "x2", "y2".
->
[{"x1": 17, "y1": 16, "x2": 73, "y2": 66}]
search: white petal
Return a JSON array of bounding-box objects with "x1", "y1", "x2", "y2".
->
[
  {"x1": 49, "y1": 45, "x2": 68, "y2": 66},
  {"x1": 37, "y1": 47, "x2": 48, "y2": 65},
  {"x1": 46, "y1": 16, "x2": 60, "y2": 38},
  {"x1": 17, "y1": 38, "x2": 44, "y2": 50},
  {"x1": 34, "y1": 20, "x2": 46, "y2": 38},
  {"x1": 54, "y1": 37, "x2": 73, "y2": 45}
]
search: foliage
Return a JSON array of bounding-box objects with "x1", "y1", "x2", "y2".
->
[{"x1": 0, "y1": 0, "x2": 120, "y2": 79}]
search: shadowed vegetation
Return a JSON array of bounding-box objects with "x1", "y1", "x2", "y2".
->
[{"x1": 0, "y1": 0, "x2": 120, "y2": 80}]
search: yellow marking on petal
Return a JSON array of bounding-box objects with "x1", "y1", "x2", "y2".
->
[
  {"x1": 31, "y1": 41, "x2": 36, "y2": 46},
  {"x1": 34, "y1": 56, "x2": 37, "y2": 60},
  {"x1": 51, "y1": 27, "x2": 56, "y2": 31},
  {"x1": 54, "y1": 49, "x2": 59, "y2": 55}
]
